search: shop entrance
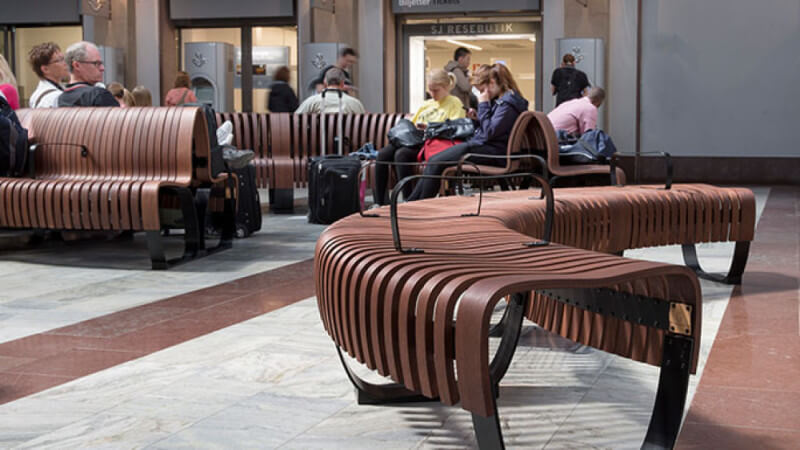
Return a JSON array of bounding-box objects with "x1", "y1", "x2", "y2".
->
[{"x1": 402, "y1": 21, "x2": 541, "y2": 114}]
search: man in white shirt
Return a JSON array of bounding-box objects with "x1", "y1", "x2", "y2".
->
[
  {"x1": 295, "y1": 67, "x2": 366, "y2": 114},
  {"x1": 27, "y1": 42, "x2": 69, "y2": 108}
]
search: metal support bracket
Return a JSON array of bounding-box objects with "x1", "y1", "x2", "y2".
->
[{"x1": 681, "y1": 241, "x2": 750, "y2": 285}]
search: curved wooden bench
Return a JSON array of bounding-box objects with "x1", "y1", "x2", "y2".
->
[
  {"x1": 315, "y1": 181, "x2": 755, "y2": 449},
  {"x1": 217, "y1": 112, "x2": 404, "y2": 211},
  {"x1": 6, "y1": 107, "x2": 234, "y2": 269}
]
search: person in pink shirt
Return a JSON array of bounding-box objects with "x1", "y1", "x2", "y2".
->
[
  {"x1": 547, "y1": 87, "x2": 605, "y2": 135},
  {"x1": 0, "y1": 54, "x2": 20, "y2": 110}
]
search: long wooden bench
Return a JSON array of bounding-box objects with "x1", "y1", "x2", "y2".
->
[
  {"x1": 6, "y1": 107, "x2": 235, "y2": 269},
  {"x1": 217, "y1": 112, "x2": 404, "y2": 211},
  {"x1": 315, "y1": 180, "x2": 755, "y2": 448}
]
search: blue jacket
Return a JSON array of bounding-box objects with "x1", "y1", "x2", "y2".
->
[{"x1": 468, "y1": 90, "x2": 529, "y2": 153}]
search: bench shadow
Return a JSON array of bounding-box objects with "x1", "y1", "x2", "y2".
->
[{"x1": 0, "y1": 232, "x2": 252, "y2": 272}]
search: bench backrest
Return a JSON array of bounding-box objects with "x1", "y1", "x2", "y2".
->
[{"x1": 17, "y1": 107, "x2": 212, "y2": 186}]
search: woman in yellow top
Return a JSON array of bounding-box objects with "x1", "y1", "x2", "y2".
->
[{"x1": 375, "y1": 69, "x2": 465, "y2": 205}]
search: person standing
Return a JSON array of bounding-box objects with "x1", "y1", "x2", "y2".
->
[
  {"x1": 57, "y1": 41, "x2": 118, "y2": 107},
  {"x1": 444, "y1": 47, "x2": 474, "y2": 109},
  {"x1": 267, "y1": 66, "x2": 298, "y2": 112},
  {"x1": 164, "y1": 71, "x2": 197, "y2": 106},
  {"x1": 550, "y1": 53, "x2": 590, "y2": 107},
  {"x1": 0, "y1": 54, "x2": 20, "y2": 110},
  {"x1": 27, "y1": 42, "x2": 69, "y2": 108},
  {"x1": 310, "y1": 47, "x2": 358, "y2": 94}
]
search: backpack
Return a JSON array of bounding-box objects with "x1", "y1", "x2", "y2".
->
[
  {"x1": 558, "y1": 129, "x2": 617, "y2": 165},
  {"x1": 0, "y1": 96, "x2": 29, "y2": 177}
]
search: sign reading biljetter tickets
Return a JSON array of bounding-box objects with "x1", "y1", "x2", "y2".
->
[{"x1": 393, "y1": 0, "x2": 539, "y2": 14}]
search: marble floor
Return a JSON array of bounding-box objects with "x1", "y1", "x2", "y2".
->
[{"x1": 0, "y1": 186, "x2": 797, "y2": 449}]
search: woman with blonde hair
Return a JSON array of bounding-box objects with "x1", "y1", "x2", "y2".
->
[
  {"x1": 0, "y1": 54, "x2": 20, "y2": 110},
  {"x1": 406, "y1": 63, "x2": 528, "y2": 201},
  {"x1": 374, "y1": 68, "x2": 465, "y2": 204}
]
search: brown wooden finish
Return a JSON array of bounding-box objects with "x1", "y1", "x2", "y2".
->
[
  {"x1": 6, "y1": 107, "x2": 233, "y2": 267},
  {"x1": 314, "y1": 183, "x2": 755, "y2": 434},
  {"x1": 217, "y1": 112, "x2": 403, "y2": 191}
]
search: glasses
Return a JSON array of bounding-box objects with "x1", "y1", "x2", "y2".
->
[
  {"x1": 48, "y1": 56, "x2": 65, "y2": 65},
  {"x1": 77, "y1": 60, "x2": 104, "y2": 67}
]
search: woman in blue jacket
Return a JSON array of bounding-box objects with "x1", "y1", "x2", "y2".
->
[{"x1": 406, "y1": 64, "x2": 529, "y2": 201}]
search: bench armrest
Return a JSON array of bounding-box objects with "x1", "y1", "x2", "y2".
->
[
  {"x1": 610, "y1": 151, "x2": 672, "y2": 189},
  {"x1": 456, "y1": 153, "x2": 548, "y2": 195},
  {"x1": 356, "y1": 159, "x2": 482, "y2": 218},
  {"x1": 28, "y1": 143, "x2": 90, "y2": 179},
  {"x1": 390, "y1": 172, "x2": 554, "y2": 254}
]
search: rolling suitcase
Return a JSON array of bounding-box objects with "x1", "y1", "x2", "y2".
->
[
  {"x1": 232, "y1": 163, "x2": 262, "y2": 237},
  {"x1": 308, "y1": 88, "x2": 361, "y2": 225}
]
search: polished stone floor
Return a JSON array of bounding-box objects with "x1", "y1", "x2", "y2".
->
[{"x1": 1, "y1": 186, "x2": 797, "y2": 449}]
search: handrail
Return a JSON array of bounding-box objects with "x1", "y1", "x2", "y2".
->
[
  {"x1": 610, "y1": 151, "x2": 672, "y2": 190},
  {"x1": 390, "y1": 172, "x2": 554, "y2": 254},
  {"x1": 355, "y1": 159, "x2": 483, "y2": 217},
  {"x1": 455, "y1": 153, "x2": 549, "y2": 194},
  {"x1": 28, "y1": 143, "x2": 90, "y2": 178}
]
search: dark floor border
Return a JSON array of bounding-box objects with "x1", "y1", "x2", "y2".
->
[{"x1": 615, "y1": 156, "x2": 800, "y2": 185}]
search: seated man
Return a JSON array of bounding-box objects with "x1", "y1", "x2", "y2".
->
[
  {"x1": 57, "y1": 41, "x2": 118, "y2": 107},
  {"x1": 295, "y1": 67, "x2": 366, "y2": 114},
  {"x1": 28, "y1": 42, "x2": 69, "y2": 108},
  {"x1": 547, "y1": 87, "x2": 605, "y2": 135}
]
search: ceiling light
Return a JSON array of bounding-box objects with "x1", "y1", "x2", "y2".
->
[
  {"x1": 529, "y1": 36, "x2": 537, "y2": 43},
  {"x1": 446, "y1": 39, "x2": 482, "y2": 51}
]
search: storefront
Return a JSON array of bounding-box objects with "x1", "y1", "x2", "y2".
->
[
  {"x1": 392, "y1": 0, "x2": 541, "y2": 113},
  {"x1": 0, "y1": 1, "x2": 84, "y2": 106},
  {"x1": 170, "y1": 0, "x2": 297, "y2": 113}
]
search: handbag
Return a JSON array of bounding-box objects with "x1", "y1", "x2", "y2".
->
[
  {"x1": 423, "y1": 118, "x2": 475, "y2": 141},
  {"x1": 417, "y1": 138, "x2": 463, "y2": 162},
  {"x1": 387, "y1": 119, "x2": 424, "y2": 148}
]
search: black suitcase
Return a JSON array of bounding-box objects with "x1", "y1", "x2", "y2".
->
[
  {"x1": 307, "y1": 88, "x2": 361, "y2": 224},
  {"x1": 233, "y1": 163, "x2": 262, "y2": 237},
  {"x1": 307, "y1": 155, "x2": 361, "y2": 224}
]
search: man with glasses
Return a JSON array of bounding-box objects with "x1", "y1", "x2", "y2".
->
[
  {"x1": 57, "y1": 41, "x2": 118, "y2": 107},
  {"x1": 28, "y1": 42, "x2": 70, "y2": 108}
]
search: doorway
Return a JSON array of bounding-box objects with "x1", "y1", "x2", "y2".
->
[{"x1": 402, "y1": 21, "x2": 542, "y2": 113}]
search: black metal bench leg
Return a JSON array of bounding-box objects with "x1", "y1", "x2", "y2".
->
[
  {"x1": 146, "y1": 230, "x2": 168, "y2": 270},
  {"x1": 643, "y1": 334, "x2": 694, "y2": 450},
  {"x1": 269, "y1": 187, "x2": 294, "y2": 213},
  {"x1": 470, "y1": 292, "x2": 530, "y2": 450},
  {"x1": 147, "y1": 187, "x2": 202, "y2": 270},
  {"x1": 472, "y1": 389, "x2": 505, "y2": 450},
  {"x1": 489, "y1": 292, "x2": 529, "y2": 385},
  {"x1": 335, "y1": 346, "x2": 437, "y2": 405},
  {"x1": 681, "y1": 240, "x2": 750, "y2": 284}
]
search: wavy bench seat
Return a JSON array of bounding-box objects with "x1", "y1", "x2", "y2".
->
[{"x1": 314, "y1": 183, "x2": 755, "y2": 449}]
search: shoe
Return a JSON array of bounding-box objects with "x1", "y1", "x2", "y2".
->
[{"x1": 222, "y1": 146, "x2": 255, "y2": 170}]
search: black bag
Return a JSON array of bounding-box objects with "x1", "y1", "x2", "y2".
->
[
  {"x1": 191, "y1": 104, "x2": 226, "y2": 178},
  {"x1": 307, "y1": 155, "x2": 361, "y2": 225},
  {"x1": 387, "y1": 119, "x2": 424, "y2": 148},
  {"x1": 232, "y1": 163, "x2": 262, "y2": 238},
  {"x1": 423, "y1": 118, "x2": 475, "y2": 141},
  {"x1": 0, "y1": 96, "x2": 28, "y2": 177}
]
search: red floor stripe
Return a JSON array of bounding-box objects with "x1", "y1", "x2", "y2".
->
[
  {"x1": 0, "y1": 259, "x2": 315, "y2": 405},
  {"x1": 677, "y1": 187, "x2": 800, "y2": 448}
]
